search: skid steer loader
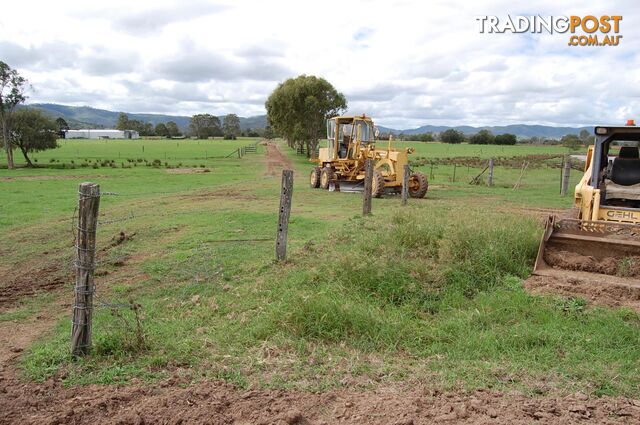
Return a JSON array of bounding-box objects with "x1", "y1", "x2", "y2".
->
[
  {"x1": 309, "y1": 114, "x2": 428, "y2": 198},
  {"x1": 534, "y1": 120, "x2": 640, "y2": 284}
]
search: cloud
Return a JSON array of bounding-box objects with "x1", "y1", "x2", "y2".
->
[
  {"x1": 0, "y1": 41, "x2": 79, "y2": 70},
  {"x1": 72, "y1": 1, "x2": 230, "y2": 36},
  {"x1": 151, "y1": 42, "x2": 292, "y2": 82}
]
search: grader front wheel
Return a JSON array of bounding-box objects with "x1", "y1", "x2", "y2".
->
[
  {"x1": 408, "y1": 172, "x2": 428, "y2": 198},
  {"x1": 310, "y1": 167, "x2": 321, "y2": 188},
  {"x1": 320, "y1": 167, "x2": 333, "y2": 190},
  {"x1": 371, "y1": 170, "x2": 385, "y2": 198}
]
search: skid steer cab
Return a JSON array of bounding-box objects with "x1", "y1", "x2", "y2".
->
[
  {"x1": 309, "y1": 114, "x2": 428, "y2": 198},
  {"x1": 534, "y1": 119, "x2": 640, "y2": 284}
]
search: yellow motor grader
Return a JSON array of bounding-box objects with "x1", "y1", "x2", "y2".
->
[
  {"x1": 534, "y1": 120, "x2": 640, "y2": 283},
  {"x1": 309, "y1": 114, "x2": 428, "y2": 198}
]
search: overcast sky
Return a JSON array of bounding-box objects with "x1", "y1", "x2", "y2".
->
[{"x1": 1, "y1": 0, "x2": 638, "y2": 129}]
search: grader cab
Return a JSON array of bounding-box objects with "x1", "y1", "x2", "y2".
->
[{"x1": 309, "y1": 114, "x2": 428, "y2": 198}]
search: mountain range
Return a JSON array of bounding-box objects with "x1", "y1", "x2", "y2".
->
[{"x1": 25, "y1": 103, "x2": 590, "y2": 139}]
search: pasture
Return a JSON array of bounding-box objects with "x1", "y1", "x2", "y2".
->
[{"x1": 1, "y1": 138, "x2": 639, "y2": 403}]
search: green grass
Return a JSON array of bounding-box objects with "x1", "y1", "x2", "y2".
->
[{"x1": 3, "y1": 138, "x2": 638, "y2": 397}]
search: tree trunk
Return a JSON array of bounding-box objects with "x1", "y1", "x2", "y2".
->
[
  {"x1": 305, "y1": 141, "x2": 310, "y2": 158},
  {"x1": 18, "y1": 145, "x2": 33, "y2": 167},
  {"x1": 310, "y1": 139, "x2": 318, "y2": 159},
  {"x1": 1, "y1": 117, "x2": 14, "y2": 169}
]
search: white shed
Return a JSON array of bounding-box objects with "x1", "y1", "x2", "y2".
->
[{"x1": 64, "y1": 129, "x2": 140, "y2": 139}]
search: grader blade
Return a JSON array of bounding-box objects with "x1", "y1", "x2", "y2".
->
[{"x1": 534, "y1": 215, "x2": 640, "y2": 281}]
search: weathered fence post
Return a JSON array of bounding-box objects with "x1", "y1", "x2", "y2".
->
[
  {"x1": 71, "y1": 182, "x2": 100, "y2": 357},
  {"x1": 401, "y1": 164, "x2": 410, "y2": 206},
  {"x1": 275, "y1": 170, "x2": 293, "y2": 261},
  {"x1": 561, "y1": 156, "x2": 572, "y2": 196},
  {"x1": 363, "y1": 159, "x2": 374, "y2": 216},
  {"x1": 487, "y1": 158, "x2": 494, "y2": 187},
  {"x1": 237, "y1": 148, "x2": 241, "y2": 159},
  {"x1": 452, "y1": 164, "x2": 457, "y2": 183}
]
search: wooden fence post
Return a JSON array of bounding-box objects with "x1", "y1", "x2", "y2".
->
[
  {"x1": 237, "y1": 148, "x2": 241, "y2": 159},
  {"x1": 71, "y1": 182, "x2": 100, "y2": 357},
  {"x1": 561, "y1": 156, "x2": 572, "y2": 196},
  {"x1": 275, "y1": 170, "x2": 294, "y2": 261},
  {"x1": 363, "y1": 159, "x2": 374, "y2": 216},
  {"x1": 487, "y1": 158, "x2": 494, "y2": 187},
  {"x1": 401, "y1": 164, "x2": 409, "y2": 206},
  {"x1": 452, "y1": 164, "x2": 457, "y2": 183}
]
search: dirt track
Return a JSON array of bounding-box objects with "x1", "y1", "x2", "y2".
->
[{"x1": 264, "y1": 142, "x2": 294, "y2": 176}]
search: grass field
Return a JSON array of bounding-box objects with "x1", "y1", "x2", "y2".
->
[{"x1": 1, "y1": 138, "x2": 638, "y2": 397}]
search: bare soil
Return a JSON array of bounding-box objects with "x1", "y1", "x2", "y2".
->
[
  {"x1": 265, "y1": 142, "x2": 294, "y2": 176},
  {"x1": 525, "y1": 273, "x2": 640, "y2": 312},
  {"x1": 0, "y1": 263, "x2": 70, "y2": 311},
  {"x1": 2, "y1": 372, "x2": 639, "y2": 424},
  {"x1": 165, "y1": 168, "x2": 211, "y2": 174},
  {"x1": 544, "y1": 248, "x2": 640, "y2": 278}
]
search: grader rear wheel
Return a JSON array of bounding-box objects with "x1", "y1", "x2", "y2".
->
[
  {"x1": 310, "y1": 167, "x2": 321, "y2": 188},
  {"x1": 408, "y1": 172, "x2": 428, "y2": 198},
  {"x1": 371, "y1": 170, "x2": 385, "y2": 198},
  {"x1": 320, "y1": 167, "x2": 333, "y2": 190}
]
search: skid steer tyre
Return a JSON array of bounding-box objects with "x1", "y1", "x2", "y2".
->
[
  {"x1": 408, "y1": 172, "x2": 428, "y2": 198},
  {"x1": 310, "y1": 167, "x2": 321, "y2": 188},
  {"x1": 371, "y1": 170, "x2": 385, "y2": 198},
  {"x1": 320, "y1": 167, "x2": 333, "y2": 190}
]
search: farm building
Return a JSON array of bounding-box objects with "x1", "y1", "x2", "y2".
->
[{"x1": 63, "y1": 129, "x2": 140, "y2": 139}]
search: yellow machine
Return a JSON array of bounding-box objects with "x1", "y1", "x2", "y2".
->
[
  {"x1": 534, "y1": 120, "x2": 640, "y2": 282},
  {"x1": 309, "y1": 114, "x2": 428, "y2": 198}
]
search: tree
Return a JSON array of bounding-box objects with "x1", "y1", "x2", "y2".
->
[
  {"x1": 263, "y1": 125, "x2": 274, "y2": 140},
  {"x1": 561, "y1": 134, "x2": 581, "y2": 150},
  {"x1": 189, "y1": 114, "x2": 221, "y2": 139},
  {"x1": 142, "y1": 122, "x2": 154, "y2": 137},
  {"x1": 223, "y1": 114, "x2": 241, "y2": 140},
  {"x1": 155, "y1": 123, "x2": 169, "y2": 138},
  {"x1": 469, "y1": 129, "x2": 494, "y2": 145},
  {"x1": 494, "y1": 133, "x2": 517, "y2": 145},
  {"x1": 166, "y1": 121, "x2": 181, "y2": 137},
  {"x1": 414, "y1": 132, "x2": 434, "y2": 142},
  {"x1": 9, "y1": 109, "x2": 58, "y2": 166},
  {"x1": 115, "y1": 112, "x2": 129, "y2": 130},
  {"x1": 55, "y1": 117, "x2": 69, "y2": 131},
  {"x1": 439, "y1": 129, "x2": 465, "y2": 144},
  {"x1": 266, "y1": 75, "x2": 346, "y2": 158},
  {"x1": 0, "y1": 61, "x2": 28, "y2": 169}
]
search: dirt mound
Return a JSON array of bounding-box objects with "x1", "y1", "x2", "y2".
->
[
  {"x1": 1, "y1": 373, "x2": 639, "y2": 425},
  {"x1": 544, "y1": 248, "x2": 640, "y2": 278},
  {"x1": 525, "y1": 274, "x2": 640, "y2": 311}
]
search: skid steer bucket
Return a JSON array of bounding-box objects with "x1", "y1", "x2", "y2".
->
[{"x1": 534, "y1": 215, "x2": 640, "y2": 282}]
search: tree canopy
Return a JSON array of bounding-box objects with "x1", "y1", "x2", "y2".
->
[
  {"x1": 166, "y1": 121, "x2": 181, "y2": 138},
  {"x1": 265, "y1": 75, "x2": 346, "y2": 157},
  {"x1": 469, "y1": 129, "x2": 494, "y2": 145},
  {"x1": 189, "y1": 114, "x2": 221, "y2": 139},
  {"x1": 494, "y1": 133, "x2": 517, "y2": 145},
  {"x1": 9, "y1": 108, "x2": 58, "y2": 166},
  {"x1": 223, "y1": 114, "x2": 241, "y2": 140},
  {"x1": 439, "y1": 129, "x2": 466, "y2": 144},
  {"x1": 0, "y1": 61, "x2": 28, "y2": 169}
]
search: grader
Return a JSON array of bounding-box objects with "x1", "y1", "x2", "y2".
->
[{"x1": 309, "y1": 114, "x2": 428, "y2": 198}]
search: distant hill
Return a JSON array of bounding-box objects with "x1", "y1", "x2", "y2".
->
[
  {"x1": 25, "y1": 103, "x2": 268, "y2": 132},
  {"x1": 378, "y1": 124, "x2": 591, "y2": 139},
  {"x1": 26, "y1": 103, "x2": 588, "y2": 139}
]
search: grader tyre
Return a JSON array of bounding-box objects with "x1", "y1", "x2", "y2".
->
[
  {"x1": 310, "y1": 167, "x2": 321, "y2": 188},
  {"x1": 320, "y1": 167, "x2": 333, "y2": 190},
  {"x1": 409, "y1": 172, "x2": 428, "y2": 198},
  {"x1": 371, "y1": 170, "x2": 385, "y2": 198}
]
